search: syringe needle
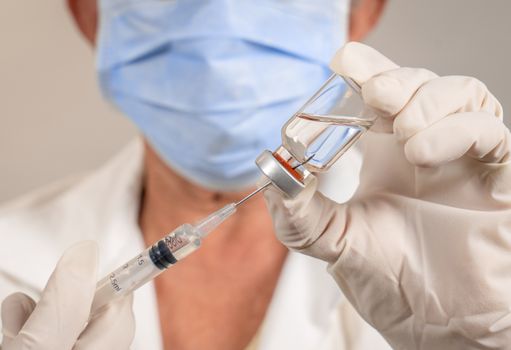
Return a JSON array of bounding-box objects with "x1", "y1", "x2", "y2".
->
[{"x1": 235, "y1": 181, "x2": 272, "y2": 208}]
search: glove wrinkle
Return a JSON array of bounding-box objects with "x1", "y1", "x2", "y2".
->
[
  {"x1": 394, "y1": 76, "x2": 502, "y2": 142},
  {"x1": 362, "y1": 67, "x2": 438, "y2": 119},
  {"x1": 475, "y1": 127, "x2": 511, "y2": 164},
  {"x1": 329, "y1": 247, "x2": 413, "y2": 336},
  {"x1": 73, "y1": 295, "x2": 135, "y2": 350},
  {"x1": 1, "y1": 293, "x2": 36, "y2": 344}
]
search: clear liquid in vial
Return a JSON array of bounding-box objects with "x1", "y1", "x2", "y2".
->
[{"x1": 283, "y1": 113, "x2": 373, "y2": 172}]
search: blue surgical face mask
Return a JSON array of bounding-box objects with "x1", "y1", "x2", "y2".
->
[{"x1": 97, "y1": 0, "x2": 349, "y2": 191}]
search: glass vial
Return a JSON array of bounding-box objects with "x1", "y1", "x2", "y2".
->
[
  {"x1": 256, "y1": 74, "x2": 374, "y2": 197},
  {"x1": 280, "y1": 74, "x2": 373, "y2": 172}
]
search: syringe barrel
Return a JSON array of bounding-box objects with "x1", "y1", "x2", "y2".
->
[
  {"x1": 91, "y1": 224, "x2": 201, "y2": 315},
  {"x1": 92, "y1": 246, "x2": 160, "y2": 314}
]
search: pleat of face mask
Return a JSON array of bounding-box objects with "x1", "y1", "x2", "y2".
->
[{"x1": 96, "y1": 0, "x2": 350, "y2": 191}]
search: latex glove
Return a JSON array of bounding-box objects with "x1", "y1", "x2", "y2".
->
[
  {"x1": 1, "y1": 241, "x2": 135, "y2": 350},
  {"x1": 264, "y1": 42, "x2": 511, "y2": 349}
]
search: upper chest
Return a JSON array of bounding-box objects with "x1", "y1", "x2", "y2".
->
[{"x1": 152, "y1": 234, "x2": 288, "y2": 350}]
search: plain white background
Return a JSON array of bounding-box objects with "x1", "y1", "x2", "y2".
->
[{"x1": 0, "y1": 0, "x2": 510, "y2": 202}]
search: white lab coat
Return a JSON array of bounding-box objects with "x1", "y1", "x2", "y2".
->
[{"x1": 0, "y1": 139, "x2": 391, "y2": 349}]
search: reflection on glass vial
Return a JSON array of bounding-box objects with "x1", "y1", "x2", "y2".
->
[{"x1": 282, "y1": 113, "x2": 373, "y2": 172}]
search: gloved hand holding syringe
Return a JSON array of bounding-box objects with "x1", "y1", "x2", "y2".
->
[
  {"x1": 92, "y1": 182, "x2": 271, "y2": 314},
  {"x1": 93, "y1": 64, "x2": 371, "y2": 315}
]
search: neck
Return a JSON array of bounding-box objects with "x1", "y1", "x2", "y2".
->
[
  {"x1": 138, "y1": 144, "x2": 288, "y2": 350},
  {"x1": 139, "y1": 142, "x2": 269, "y2": 244}
]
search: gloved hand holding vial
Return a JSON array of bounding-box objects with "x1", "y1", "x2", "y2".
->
[{"x1": 263, "y1": 42, "x2": 511, "y2": 349}]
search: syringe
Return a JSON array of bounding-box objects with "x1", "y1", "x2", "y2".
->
[{"x1": 91, "y1": 182, "x2": 272, "y2": 315}]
